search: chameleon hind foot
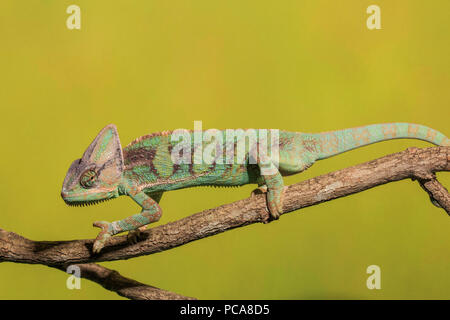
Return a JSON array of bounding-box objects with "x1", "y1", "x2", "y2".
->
[
  {"x1": 127, "y1": 226, "x2": 147, "y2": 244},
  {"x1": 92, "y1": 221, "x2": 113, "y2": 254},
  {"x1": 266, "y1": 186, "x2": 288, "y2": 220},
  {"x1": 251, "y1": 185, "x2": 287, "y2": 219},
  {"x1": 250, "y1": 185, "x2": 268, "y2": 197}
]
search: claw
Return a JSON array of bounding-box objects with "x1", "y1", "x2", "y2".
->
[
  {"x1": 127, "y1": 231, "x2": 138, "y2": 244},
  {"x1": 266, "y1": 186, "x2": 287, "y2": 220},
  {"x1": 268, "y1": 202, "x2": 281, "y2": 220},
  {"x1": 127, "y1": 226, "x2": 147, "y2": 245}
]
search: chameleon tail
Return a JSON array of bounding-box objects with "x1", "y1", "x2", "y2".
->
[{"x1": 312, "y1": 123, "x2": 449, "y2": 160}]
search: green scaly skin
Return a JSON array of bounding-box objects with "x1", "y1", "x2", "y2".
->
[{"x1": 61, "y1": 123, "x2": 450, "y2": 253}]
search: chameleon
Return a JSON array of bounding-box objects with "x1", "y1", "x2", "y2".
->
[{"x1": 61, "y1": 123, "x2": 449, "y2": 253}]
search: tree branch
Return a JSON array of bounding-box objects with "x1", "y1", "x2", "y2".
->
[
  {"x1": 53, "y1": 263, "x2": 195, "y2": 300},
  {"x1": 417, "y1": 179, "x2": 450, "y2": 213},
  {"x1": 0, "y1": 146, "x2": 449, "y2": 299}
]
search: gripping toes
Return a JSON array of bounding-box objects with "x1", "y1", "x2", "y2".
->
[
  {"x1": 266, "y1": 186, "x2": 287, "y2": 220},
  {"x1": 250, "y1": 185, "x2": 283, "y2": 219},
  {"x1": 127, "y1": 226, "x2": 147, "y2": 244},
  {"x1": 93, "y1": 221, "x2": 113, "y2": 253},
  {"x1": 250, "y1": 185, "x2": 268, "y2": 197}
]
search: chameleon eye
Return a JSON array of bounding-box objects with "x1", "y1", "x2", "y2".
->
[{"x1": 80, "y1": 169, "x2": 97, "y2": 189}]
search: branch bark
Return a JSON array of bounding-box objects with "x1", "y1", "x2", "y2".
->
[
  {"x1": 53, "y1": 263, "x2": 195, "y2": 300},
  {"x1": 0, "y1": 146, "x2": 449, "y2": 299}
]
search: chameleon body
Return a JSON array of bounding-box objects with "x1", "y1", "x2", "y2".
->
[{"x1": 61, "y1": 123, "x2": 450, "y2": 253}]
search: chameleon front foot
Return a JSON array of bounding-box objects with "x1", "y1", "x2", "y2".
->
[
  {"x1": 127, "y1": 226, "x2": 147, "y2": 244},
  {"x1": 92, "y1": 221, "x2": 113, "y2": 253}
]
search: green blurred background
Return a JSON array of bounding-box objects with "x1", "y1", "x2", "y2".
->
[{"x1": 0, "y1": 0, "x2": 449, "y2": 299}]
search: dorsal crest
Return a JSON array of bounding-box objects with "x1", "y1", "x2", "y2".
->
[{"x1": 125, "y1": 130, "x2": 176, "y2": 148}]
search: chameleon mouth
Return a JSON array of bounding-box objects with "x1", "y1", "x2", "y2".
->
[{"x1": 64, "y1": 198, "x2": 112, "y2": 207}]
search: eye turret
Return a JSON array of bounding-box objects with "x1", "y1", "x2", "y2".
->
[{"x1": 80, "y1": 169, "x2": 97, "y2": 189}]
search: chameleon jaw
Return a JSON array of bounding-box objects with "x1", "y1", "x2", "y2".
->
[
  {"x1": 61, "y1": 189, "x2": 117, "y2": 207},
  {"x1": 63, "y1": 198, "x2": 112, "y2": 207}
]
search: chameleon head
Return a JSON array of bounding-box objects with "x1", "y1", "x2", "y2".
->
[{"x1": 61, "y1": 124, "x2": 124, "y2": 207}]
